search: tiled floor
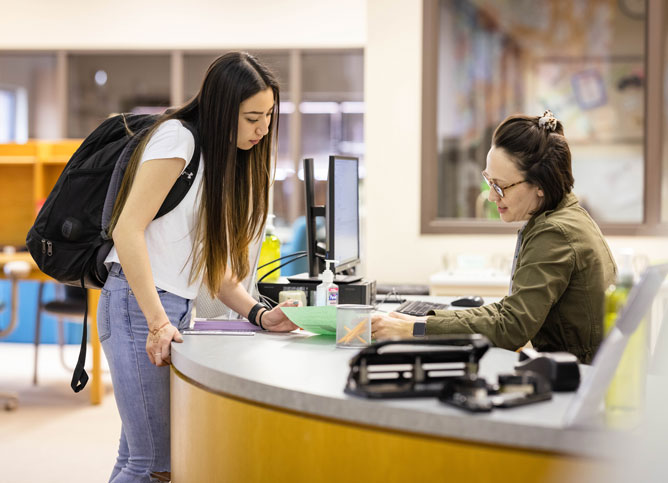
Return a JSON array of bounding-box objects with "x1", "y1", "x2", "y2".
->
[{"x1": 0, "y1": 342, "x2": 119, "y2": 483}]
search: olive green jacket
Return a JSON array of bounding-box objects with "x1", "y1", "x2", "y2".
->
[{"x1": 426, "y1": 193, "x2": 617, "y2": 363}]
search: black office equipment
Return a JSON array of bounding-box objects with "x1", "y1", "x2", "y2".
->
[
  {"x1": 516, "y1": 348, "x2": 580, "y2": 391},
  {"x1": 438, "y1": 374, "x2": 493, "y2": 412},
  {"x1": 493, "y1": 372, "x2": 553, "y2": 407},
  {"x1": 395, "y1": 299, "x2": 450, "y2": 316},
  {"x1": 288, "y1": 156, "x2": 362, "y2": 284},
  {"x1": 377, "y1": 294, "x2": 406, "y2": 304},
  {"x1": 344, "y1": 335, "x2": 490, "y2": 398},
  {"x1": 450, "y1": 295, "x2": 485, "y2": 308},
  {"x1": 326, "y1": 155, "x2": 361, "y2": 277},
  {"x1": 376, "y1": 284, "x2": 430, "y2": 296},
  {"x1": 376, "y1": 284, "x2": 429, "y2": 304},
  {"x1": 258, "y1": 278, "x2": 376, "y2": 308},
  {"x1": 438, "y1": 371, "x2": 552, "y2": 413},
  {"x1": 300, "y1": 157, "x2": 325, "y2": 279}
]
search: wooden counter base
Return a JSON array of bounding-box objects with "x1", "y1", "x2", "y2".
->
[{"x1": 170, "y1": 368, "x2": 611, "y2": 483}]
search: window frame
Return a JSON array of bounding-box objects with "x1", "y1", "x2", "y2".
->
[
  {"x1": 420, "y1": 0, "x2": 668, "y2": 236},
  {"x1": 1, "y1": 47, "x2": 364, "y2": 228}
]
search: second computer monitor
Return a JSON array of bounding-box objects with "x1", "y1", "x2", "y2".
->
[{"x1": 326, "y1": 155, "x2": 360, "y2": 274}]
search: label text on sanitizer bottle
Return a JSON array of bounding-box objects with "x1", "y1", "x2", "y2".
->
[{"x1": 327, "y1": 287, "x2": 339, "y2": 305}]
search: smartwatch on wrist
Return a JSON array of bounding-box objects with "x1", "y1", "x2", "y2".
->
[{"x1": 412, "y1": 317, "x2": 427, "y2": 337}]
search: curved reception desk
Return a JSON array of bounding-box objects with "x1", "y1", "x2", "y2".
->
[{"x1": 171, "y1": 332, "x2": 619, "y2": 482}]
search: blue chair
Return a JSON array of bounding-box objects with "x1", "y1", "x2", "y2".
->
[
  {"x1": 1, "y1": 260, "x2": 31, "y2": 410},
  {"x1": 280, "y1": 216, "x2": 308, "y2": 276},
  {"x1": 0, "y1": 297, "x2": 16, "y2": 410}
]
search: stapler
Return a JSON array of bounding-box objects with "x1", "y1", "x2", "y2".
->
[
  {"x1": 515, "y1": 348, "x2": 580, "y2": 391},
  {"x1": 438, "y1": 371, "x2": 552, "y2": 412}
]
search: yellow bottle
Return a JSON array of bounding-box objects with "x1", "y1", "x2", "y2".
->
[
  {"x1": 257, "y1": 214, "x2": 281, "y2": 282},
  {"x1": 604, "y1": 250, "x2": 648, "y2": 428}
]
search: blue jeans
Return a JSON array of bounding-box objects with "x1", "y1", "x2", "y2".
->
[{"x1": 98, "y1": 263, "x2": 192, "y2": 483}]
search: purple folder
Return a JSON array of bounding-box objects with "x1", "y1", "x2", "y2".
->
[{"x1": 192, "y1": 319, "x2": 262, "y2": 332}]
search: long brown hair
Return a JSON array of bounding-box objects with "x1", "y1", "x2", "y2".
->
[{"x1": 109, "y1": 52, "x2": 280, "y2": 295}]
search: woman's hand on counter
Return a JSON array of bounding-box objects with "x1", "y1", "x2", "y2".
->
[
  {"x1": 371, "y1": 311, "x2": 417, "y2": 340},
  {"x1": 147, "y1": 322, "x2": 183, "y2": 366},
  {"x1": 261, "y1": 300, "x2": 301, "y2": 332}
]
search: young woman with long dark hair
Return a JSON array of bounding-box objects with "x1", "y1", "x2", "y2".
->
[{"x1": 99, "y1": 52, "x2": 298, "y2": 482}]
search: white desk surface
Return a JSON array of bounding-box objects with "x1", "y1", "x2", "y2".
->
[{"x1": 172, "y1": 329, "x2": 628, "y2": 459}]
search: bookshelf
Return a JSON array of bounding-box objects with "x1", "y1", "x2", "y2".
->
[{"x1": 0, "y1": 140, "x2": 81, "y2": 247}]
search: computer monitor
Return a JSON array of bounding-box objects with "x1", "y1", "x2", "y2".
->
[
  {"x1": 288, "y1": 156, "x2": 362, "y2": 284},
  {"x1": 303, "y1": 157, "x2": 325, "y2": 278},
  {"x1": 326, "y1": 155, "x2": 361, "y2": 275}
]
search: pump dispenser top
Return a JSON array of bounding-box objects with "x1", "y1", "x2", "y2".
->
[
  {"x1": 616, "y1": 248, "x2": 635, "y2": 287},
  {"x1": 265, "y1": 214, "x2": 276, "y2": 235},
  {"x1": 322, "y1": 259, "x2": 337, "y2": 283}
]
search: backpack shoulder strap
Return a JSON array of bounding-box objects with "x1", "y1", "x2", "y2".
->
[
  {"x1": 100, "y1": 115, "x2": 160, "y2": 236},
  {"x1": 155, "y1": 120, "x2": 201, "y2": 218}
]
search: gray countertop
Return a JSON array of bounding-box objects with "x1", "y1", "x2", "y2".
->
[{"x1": 172, "y1": 331, "x2": 622, "y2": 458}]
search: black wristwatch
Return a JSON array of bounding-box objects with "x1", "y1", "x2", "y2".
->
[{"x1": 412, "y1": 318, "x2": 427, "y2": 337}]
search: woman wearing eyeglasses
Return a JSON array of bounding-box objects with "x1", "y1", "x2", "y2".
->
[{"x1": 371, "y1": 111, "x2": 617, "y2": 363}]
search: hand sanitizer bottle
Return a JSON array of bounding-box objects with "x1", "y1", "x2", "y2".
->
[
  {"x1": 258, "y1": 214, "x2": 281, "y2": 282},
  {"x1": 604, "y1": 249, "x2": 648, "y2": 428},
  {"x1": 316, "y1": 259, "x2": 339, "y2": 306}
]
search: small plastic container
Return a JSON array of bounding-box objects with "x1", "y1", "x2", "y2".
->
[
  {"x1": 336, "y1": 304, "x2": 373, "y2": 348},
  {"x1": 278, "y1": 289, "x2": 307, "y2": 307}
]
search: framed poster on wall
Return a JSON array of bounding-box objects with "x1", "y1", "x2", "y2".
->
[{"x1": 531, "y1": 58, "x2": 644, "y2": 143}]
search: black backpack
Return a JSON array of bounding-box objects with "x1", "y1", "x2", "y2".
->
[{"x1": 26, "y1": 113, "x2": 200, "y2": 392}]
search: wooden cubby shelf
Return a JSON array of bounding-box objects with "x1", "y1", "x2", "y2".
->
[{"x1": 0, "y1": 140, "x2": 82, "y2": 247}]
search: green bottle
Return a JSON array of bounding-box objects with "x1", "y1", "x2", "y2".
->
[
  {"x1": 604, "y1": 250, "x2": 648, "y2": 428},
  {"x1": 258, "y1": 214, "x2": 281, "y2": 282}
]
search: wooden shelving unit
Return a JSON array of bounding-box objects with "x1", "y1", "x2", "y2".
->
[{"x1": 0, "y1": 140, "x2": 82, "y2": 247}]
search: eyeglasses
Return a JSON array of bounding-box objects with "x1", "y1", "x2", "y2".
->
[{"x1": 482, "y1": 171, "x2": 526, "y2": 198}]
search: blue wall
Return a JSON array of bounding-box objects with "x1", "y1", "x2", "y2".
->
[{"x1": 0, "y1": 280, "x2": 83, "y2": 344}]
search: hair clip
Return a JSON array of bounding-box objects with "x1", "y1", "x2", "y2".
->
[{"x1": 538, "y1": 109, "x2": 558, "y2": 132}]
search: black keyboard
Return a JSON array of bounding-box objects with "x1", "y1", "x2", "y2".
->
[{"x1": 395, "y1": 300, "x2": 449, "y2": 316}]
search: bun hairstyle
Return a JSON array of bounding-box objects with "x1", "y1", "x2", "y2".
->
[
  {"x1": 492, "y1": 110, "x2": 574, "y2": 216},
  {"x1": 538, "y1": 110, "x2": 558, "y2": 132}
]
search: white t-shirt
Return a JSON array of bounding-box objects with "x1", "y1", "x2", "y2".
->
[{"x1": 105, "y1": 119, "x2": 204, "y2": 299}]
